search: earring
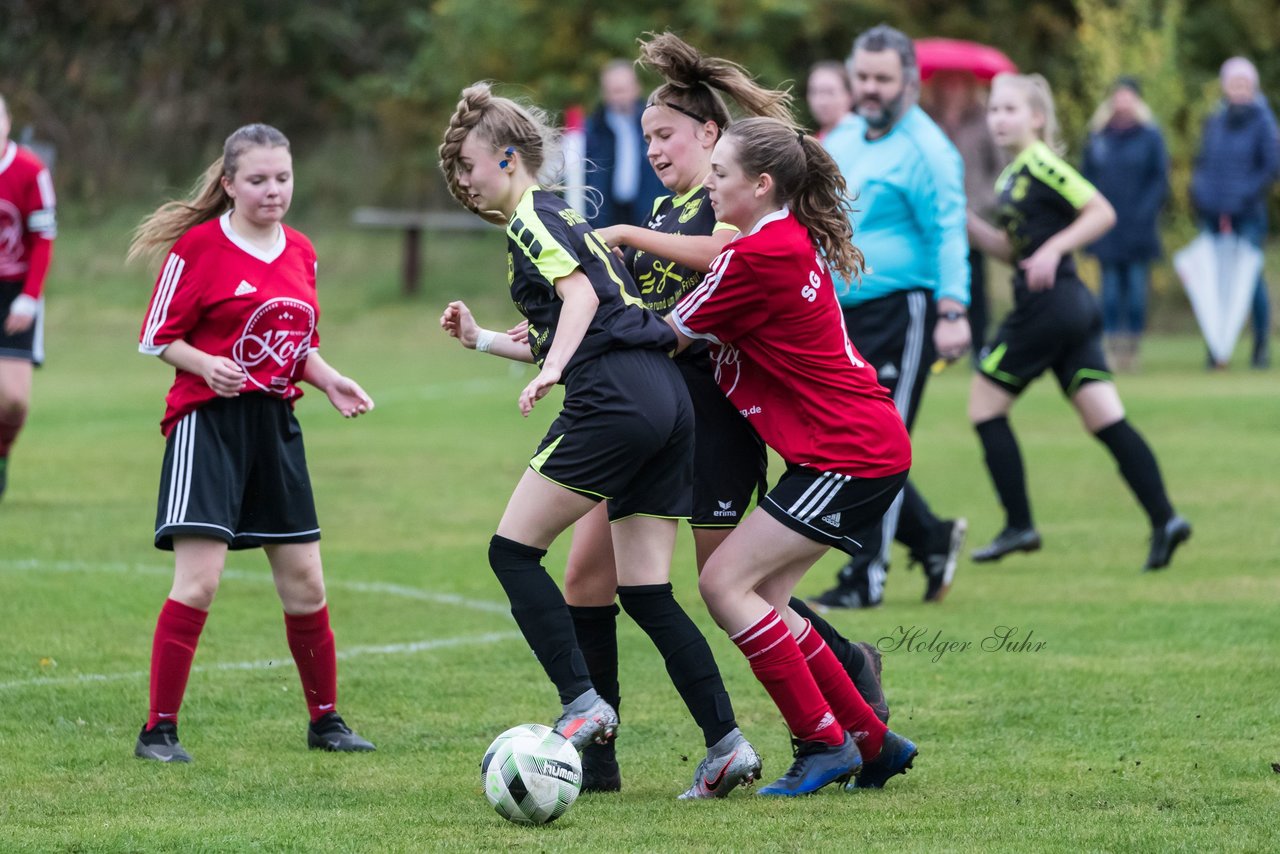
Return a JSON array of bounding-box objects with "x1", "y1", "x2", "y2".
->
[{"x1": 498, "y1": 146, "x2": 515, "y2": 170}]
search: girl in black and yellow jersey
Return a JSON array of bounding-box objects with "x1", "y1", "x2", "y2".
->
[
  {"x1": 560, "y1": 33, "x2": 892, "y2": 794},
  {"x1": 966, "y1": 73, "x2": 1190, "y2": 571},
  {"x1": 438, "y1": 82, "x2": 763, "y2": 799}
]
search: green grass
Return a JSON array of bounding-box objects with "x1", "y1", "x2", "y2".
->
[{"x1": 1, "y1": 214, "x2": 1278, "y2": 852}]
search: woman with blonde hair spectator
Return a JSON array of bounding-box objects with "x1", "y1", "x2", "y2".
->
[{"x1": 1082, "y1": 76, "x2": 1169, "y2": 371}]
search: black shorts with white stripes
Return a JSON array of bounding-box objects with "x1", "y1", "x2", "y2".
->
[
  {"x1": 761, "y1": 463, "x2": 909, "y2": 550},
  {"x1": 153, "y1": 394, "x2": 319, "y2": 551},
  {"x1": 0, "y1": 280, "x2": 43, "y2": 365}
]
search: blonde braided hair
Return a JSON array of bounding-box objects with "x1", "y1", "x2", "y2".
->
[{"x1": 438, "y1": 82, "x2": 557, "y2": 225}]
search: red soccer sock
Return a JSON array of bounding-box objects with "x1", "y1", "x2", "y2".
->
[
  {"x1": 0, "y1": 407, "x2": 26, "y2": 457},
  {"x1": 284, "y1": 605, "x2": 338, "y2": 722},
  {"x1": 797, "y1": 619, "x2": 887, "y2": 759},
  {"x1": 730, "y1": 610, "x2": 844, "y2": 746},
  {"x1": 147, "y1": 598, "x2": 208, "y2": 729}
]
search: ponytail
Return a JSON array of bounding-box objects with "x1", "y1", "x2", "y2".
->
[
  {"x1": 638, "y1": 32, "x2": 794, "y2": 129},
  {"x1": 724, "y1": 118, "x2": 864, "y2": 283}
]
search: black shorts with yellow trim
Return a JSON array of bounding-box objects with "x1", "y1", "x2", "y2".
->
[
  {"x1": 154, "y1": 394, "x2": 320, "y2": 551},
  {"x1": 677, "y1": 355, "x2": 767, "y2": 528},
  {"x1": 979, "y1": 278, "x2": 1112, "y2": 397},
  {"x1": 530, "y1": 347, "x2": 693, "y2": 522},
  {"x1": 761, "y1": 463, "x2": 909, "y2": 550}
]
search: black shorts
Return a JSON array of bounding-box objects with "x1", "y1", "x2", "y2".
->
[
  {"x1": 761, "y1": 464, "x2": 909, "y2": 550},
  {"x1": 979, "y1": 279, "x2": 1111, "y2": 397},
  {"x1": 531, "y1": 348, "x2": 693, "y2": 521},
  {"x1": 842, "y1": 288, "x2": 934, "y2": 430},
  {"x1": 0, "y1": 281, "x2": 44, "y2": 365},
  {"x1": 678, "y1": 357, "x2": 767, "y2": 528},
  {"x1": 154, "y1": 394, "x2": 320, "y2": 550}
]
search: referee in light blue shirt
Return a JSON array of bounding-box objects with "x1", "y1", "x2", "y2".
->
[{"x1": 807, "y1": 25, "x2": 972, "y2": 611}]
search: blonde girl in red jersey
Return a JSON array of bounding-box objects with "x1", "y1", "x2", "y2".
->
[
  {"x1": 668, "y1": 117, "x2": 919, "y2": 795},
  {"x1": 128, "y1": 124, "x2": 375, "y2": 763}
]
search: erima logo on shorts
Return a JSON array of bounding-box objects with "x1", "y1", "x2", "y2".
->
[{"x1": 714, "y1": 500, "x2": 737, "y2": 518}]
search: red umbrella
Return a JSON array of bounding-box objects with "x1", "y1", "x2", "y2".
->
[{"x1": 914, "y1": 38, "x2": 1017, "y2": 82}]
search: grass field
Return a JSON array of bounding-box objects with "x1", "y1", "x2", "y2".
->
[{"x1": 1, "y1": 214, "x2": 1278, "y2": 852}]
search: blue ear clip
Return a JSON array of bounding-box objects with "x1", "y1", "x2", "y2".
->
[{"x1": 499, "y1": 146, "x2": 515, "y2": 169}]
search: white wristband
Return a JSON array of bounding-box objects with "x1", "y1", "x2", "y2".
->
[
  {"x1": 9, "y1": 294, "x2": 38, "y2": 317},
  {"x1": 475, "y1": 329, "x2": 497, "y2": 353}
]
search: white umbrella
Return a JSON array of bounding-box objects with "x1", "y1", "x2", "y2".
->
[{"x1": 1173, "y1": 232, "x2": 1262, "y2": 366}]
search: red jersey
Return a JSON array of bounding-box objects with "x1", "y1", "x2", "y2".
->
[
  {"x1": 672, "y1": 208, "x2": 910, "y2": 477},
  {"x1": 0, "y1": 141, "x2": 56, "y2": 297},
  {"x1": 139, "y1": 213, "x2": 321, "y2": 436}
]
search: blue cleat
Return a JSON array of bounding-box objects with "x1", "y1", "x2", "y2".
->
[
  {"x1": 846, "y1": 730, "x2": 917, "y2": 790},
  {"x1": 757, "y1": 732, "x2": 861, "y2": 796}
]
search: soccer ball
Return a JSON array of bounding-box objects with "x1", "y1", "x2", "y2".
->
[{"x1": 481, "y1": 724, "x2": 582, "y2": 825}]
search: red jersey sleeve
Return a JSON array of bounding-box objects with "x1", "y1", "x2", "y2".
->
[
  {"x1": 670, "y1": 247, "x2": 768, "y2": 344},
  {"x1": 20, "y1": 165, "x2": 56, "y2": 300},
  {"x1": 139, "y1": 246, "x2": 202, "y2": 355}
]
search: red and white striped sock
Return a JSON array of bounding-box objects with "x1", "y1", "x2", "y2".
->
[
  {"x1": 796, "y1": 619, "x2": 887, "y2": 759},
  {"x1": 730, "y1": 609, "x2": 843, "y2": 746}
]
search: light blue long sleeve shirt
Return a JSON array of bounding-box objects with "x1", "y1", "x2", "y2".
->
[{"x1": 824, "y1": 106, "x2": 971, "y2": 307}]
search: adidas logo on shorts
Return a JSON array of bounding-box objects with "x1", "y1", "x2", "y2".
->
[{"x1": 822, "y1": 512, "x2": 842, "y2": 528}]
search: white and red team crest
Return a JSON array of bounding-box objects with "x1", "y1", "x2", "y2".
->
[
  {"x1": 0, "y1": 199, "x2": 24, "y2": 276},
  {"x1": 232, "y1": 297, "x2": 315, "y2": 393}
]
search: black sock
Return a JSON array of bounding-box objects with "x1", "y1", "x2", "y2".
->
[
  {"x1": 617, "y1": 583, "x2": 735, "y2": 747},
  {"x1": 1094, "y1": 420, "x2": 1174, "y2": 528},
  {"x1": 788, "y1": 597, "x2": 866, "y2": 680},
  {"x1": 488, "y1": 535, "x2": 591, "y2": 704},
  {"x1": 975, "y1": 416, "x2": 1034, "y2": 529},
  {"x1": 568, "y1": 603, "x2": 621, "y2": 713}
]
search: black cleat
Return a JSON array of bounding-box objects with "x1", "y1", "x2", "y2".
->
[
  {"x1": 307, "y1": 712, "x2": 376, "y2": 752},
  {"x1": 135, "y1": 721, "x2": 192, "y2": 763},
  {"x1": 918, "y1": 518, "x2": 967, "y2": 602},
  {"x1": 1143, "y1": 515, "x2": 1191, "y2": 571},
  {"x1": 971, "y1": 526, "x2": 1041, "y2": 562},
  {"x1": 580, "y1": 741, "x2": 622, "y2": 793},
  {"x1": 846, "y1": 730, "x2": 917, "y2": 790},
  {"x1": 851, "y1": 641, "x2": 889, "y2": 724}
]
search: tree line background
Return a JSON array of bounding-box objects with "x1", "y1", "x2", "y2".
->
[{"x1": 2, "y1": 0, "x2": 1277, "y2": 229}]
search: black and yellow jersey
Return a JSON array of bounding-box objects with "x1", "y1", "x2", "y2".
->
[
  {"x1": 994, "y1": 141, "x2": 1098, "y2": 291},
  {"x1": 623, "y1": 185, "x2": 737, "y2": 314},
  {"x1": 507, "y1": 186, "x2": 675, "y2": 375}
]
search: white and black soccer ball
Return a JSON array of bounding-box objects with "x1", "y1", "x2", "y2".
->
[{"x1": 481, "y1": 723, "x2": 582, "y2": 825}]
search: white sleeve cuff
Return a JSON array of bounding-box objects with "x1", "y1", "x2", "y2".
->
[
  {"x1": 139, "y1": 342, "x2": 170, "y2": 356},
  {"x1": 670, "y1": 311, "x2": 721, "y2": 345}
]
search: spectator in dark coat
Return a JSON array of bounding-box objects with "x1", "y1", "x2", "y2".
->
[
  {"x1": 1082, "y1": 76, "x2": 1169, "y2": 371},
  {"x1": 1190, "y1": 57, "x2": 1279, "y2": 369},
  {"x1": 584, "y1": 60, "x2": 666, "y2": 228}
]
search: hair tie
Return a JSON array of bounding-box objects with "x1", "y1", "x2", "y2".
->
[{"x1": 796, "y1": 130, "x2": 805, "y2": 144}]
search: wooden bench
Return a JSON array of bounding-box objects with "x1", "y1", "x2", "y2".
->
[{"x1": 352, "y1": 207, "x2": 495, "y2": 295}]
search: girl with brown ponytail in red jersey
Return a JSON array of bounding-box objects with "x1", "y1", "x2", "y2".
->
[
  {"x1": 129, "y1": 124, "x2": 375, "y2": 763},
  {"x1": 669, "y1": 117, "x2": 919, "y2": 795}
]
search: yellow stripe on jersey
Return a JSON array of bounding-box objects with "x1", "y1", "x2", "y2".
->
[
  {"x1": 507, "y1": 187, "x2": 579, "y2": 284},
  {"x1": 1017, "y1": 141, "x2": 1096, "y2": 209}
]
